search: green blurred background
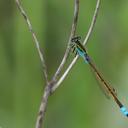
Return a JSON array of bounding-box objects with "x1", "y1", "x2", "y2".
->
[{"x1": 1, "y1": 0, "x2": 128, "y2": 128}]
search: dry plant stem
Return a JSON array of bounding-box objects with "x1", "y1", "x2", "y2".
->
[
  {"x1": 83, "y1": 0, "x2": 100, "y2": 45},
  {"x1": 51, "y1": 0, "x2": 100, "y2": 93},
  {"x1": 52, "y1": 0, "x2": 80, "y2": 82},
  {"x1": 35, "y1": 85, "x2": 51, "y2": 128},
  {"x1": 15, "y1": 0, "x2": 49, "y2": 84},
  {"x1": 16, "y1": 0, "x2": 100, "y2": 128},
  {"x1": 35, "y1": 1, "x2": 80, "y2": 128},
  {"x1": 52, "y1": 56, "x2": 79, "y2": 92},
  {"x1": 35, "y1": 81, "x2": 56, "y2": 128}
]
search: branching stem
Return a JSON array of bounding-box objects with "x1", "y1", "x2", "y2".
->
[
  {"x1": 15, "y1": 0, "x2": 100, "y2": 128},
  {"x1": 52, "y1": 0, "x2": 100, "y2": 92},
  {"x1": 15, "y1": 0, "x2": 49, "y2": 84}
]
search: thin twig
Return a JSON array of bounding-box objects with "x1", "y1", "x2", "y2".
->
[
  {"x1": 15, "y1": 0, "x2": 49, "y2": 84},
  {"x1": 52, "y1": 0, "x2": 80, "y2": 82},
  {"x1": 51, "y1": 0, "x2": 100, "y2": 93},
  {"x1": 83, "y1": 0, "x2": 100, "y2": 45},
  {"x1": 35, "y1": 1, "x2": 80, "y2": 128},
  {"x1": 52, "y1": 56, "x2": 79, "y2": 92}
]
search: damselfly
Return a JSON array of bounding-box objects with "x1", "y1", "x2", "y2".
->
[{"x1": 71, "y1": 36, "x2": 128, "y2": 117}]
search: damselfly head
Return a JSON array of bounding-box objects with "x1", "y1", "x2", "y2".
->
[{"x1": 71, "y1": 36, "x2": 81, "y2": 43}]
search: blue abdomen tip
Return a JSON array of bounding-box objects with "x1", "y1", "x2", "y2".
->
[{"x1": 120, "y1": 106, "x2": 128, "y2": 117}]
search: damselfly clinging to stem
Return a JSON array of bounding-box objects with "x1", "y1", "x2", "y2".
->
[{"x1": 71, "y1": 36, "x2": 128, "y2": 118}]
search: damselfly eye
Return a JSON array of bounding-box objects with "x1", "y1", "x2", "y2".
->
[{"x1": 71, "y1": 36, "x2": 81, "y2": 42}]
